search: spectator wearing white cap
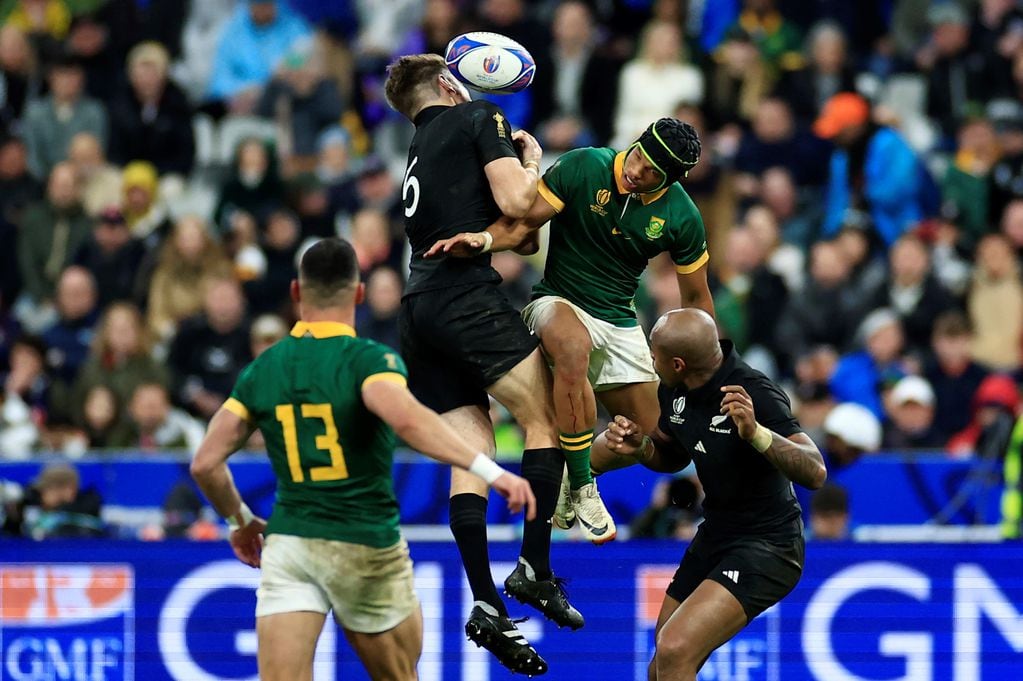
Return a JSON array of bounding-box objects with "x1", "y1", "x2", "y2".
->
[
  {"x1": 829, "y1": 308, "x2": 909, "y2": 418},
  {"x1": 822, "y1": 402, "x2": 882, "y2": 470},
  {"x1": 883, "y1": 375, "x2": 945, "y2": 449}
]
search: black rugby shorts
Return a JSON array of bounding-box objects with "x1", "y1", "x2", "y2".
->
[{"x1": 399, "y1": 283, "x2": 539, "y2": 413}]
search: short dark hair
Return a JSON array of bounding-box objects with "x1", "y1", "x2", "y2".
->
[
  {"x1": 933, "y1": 309, "x2": 972, "y2": 339},
  {"x1": 385, "y1": 54, "x2": 448, "y2": 120},
  {"x1": 299, "y1": 238, "x2": 359, "y2": 305},
  {"x1": 811, "y1": 483, "x2": 849, "y2": 516}
]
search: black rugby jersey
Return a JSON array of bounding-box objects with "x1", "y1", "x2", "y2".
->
[
  {"x1": 657, "y1": 341, "x2": 803, "y2": 536},
  {"x1": 402, "y1": 100, "x2": 518, "y2": 295}
]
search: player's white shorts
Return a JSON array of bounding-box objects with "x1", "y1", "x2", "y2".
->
[
  {"x1": 256, "y1": 534, "x2": 418, "y2": 634},
  {"x1": 522, "y1": 295, "x2": 658, "y2": 390}
]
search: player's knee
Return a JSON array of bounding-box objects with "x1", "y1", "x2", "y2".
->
[
  {"x1": 655, "y1": 630, "x2": 702, "y2": 673},
  {"x1": 549, "y1": 344, "x2": 590, "y2": 384}
]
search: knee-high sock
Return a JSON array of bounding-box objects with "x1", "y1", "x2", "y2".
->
[
  {"x1": 450, "y1": 493, "x2": 507, "y2": 616},
  {"x1": 560, "y1": 430, "x2": 594, "y2": 489},
  {"x1": 519, "y1": 447, "x2": 565, "y2": 580}
]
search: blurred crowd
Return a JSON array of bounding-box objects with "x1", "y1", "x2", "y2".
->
[{"x1": 1, "y1": 0, "x2": 1022, "y2": 487}]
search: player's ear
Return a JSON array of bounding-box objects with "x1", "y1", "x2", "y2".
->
[
  {"x1": 673, "y1": 357, "x2": 686, "y2": 374},
  {"x1": 354, "y1": 282, "x2": 366, "y2": 306},
  {"x1": 290, "y1": 279, "x2": 301, "y2": 305}
]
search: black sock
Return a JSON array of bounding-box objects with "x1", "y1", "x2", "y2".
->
[
  {"x1": 519, "y1": 447, "x2": 564, "y2": 581},
  {"x1": 449, "y1": 493, "x2": 507, "y2": 616}
]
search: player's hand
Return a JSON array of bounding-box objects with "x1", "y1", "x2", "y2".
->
[
  {"x1": 605, "y1": 415, "x2": 646, "y2": 457},
  {"x1": 512, "y1": 129, "x2": 542, "y2": 165},
  {"x1": 491, "y1": 471, "x2": 537, "y2": 521},
  {"x1": 229, "y1": 516, "x2": 267, "y2": 568},
  {"x1": 720, "y1": 385, "x2": 757, "y2": 441},
  {"x1": 424, "y1": 232, "x2": 488, "y2": 258}
]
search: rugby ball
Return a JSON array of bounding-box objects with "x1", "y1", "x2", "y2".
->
[{"x1": 444, "y1": 32, "x2": 536, "y2": 94}]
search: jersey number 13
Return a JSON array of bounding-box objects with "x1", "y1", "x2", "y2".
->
[{"x1": 275, "y1": 403, "x2": 349, "y2": 483}]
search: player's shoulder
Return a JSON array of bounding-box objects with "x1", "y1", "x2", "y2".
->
[
  {"x1": 549, "y1": 146, "x2": 613, "y2": 174},
  {"x1": 730, "y1": 357, "x2": 791, "y2": 407},
  {"x1": 350, "y1": 337, "x2": 406, "y2": 370},
  {"x1": 460, "y1": 99, "x2": 505, "y2": 123},
  {"x1": 664, "y1": 182, "x2": 699, "y2": 212}
]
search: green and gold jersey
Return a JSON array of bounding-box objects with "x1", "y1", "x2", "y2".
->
[
  {"x1": 533, "y1": 147, "x2": 709, "y2": 327},
  {"x1": 223, "y1": 321, "x2": 407, "y2": 548}
]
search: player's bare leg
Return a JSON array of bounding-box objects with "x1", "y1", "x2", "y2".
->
[
  {"x1": 443, "y1": 403, "x2": 549, "y2": 675},
  {"x1": 343, "y1": 608, "x2": 423, "y2": 681},
  {"x1": 592, "y1": 381, "x2": 661, "y2": 474},
  {"x1": 256, "y1": 611, "x2": 327, "y2": 681},
  {"x1": 650, "y1": 581, "x2": 748, "y2": 681},
  {"x1": 531, "y1": 302, "x2": 616, "y2": 543},
  {"x1": 488, "y1": 347, "x2": 585, "y2": 630}
]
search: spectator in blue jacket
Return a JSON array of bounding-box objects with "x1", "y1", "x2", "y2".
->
[
  {"x1": 206, "y1": 0, "x2": 312, "y2": 114},
  {"x1": 829, "y1": 308, "x2": 909, "y2": 418},
  {"x1": 815, "y1": 92, "x2": 931, "y2": 246}
]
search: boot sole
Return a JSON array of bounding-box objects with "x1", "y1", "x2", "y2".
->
[{"x1": 465, "y1": 621, "x2": 549, "y2": 676}]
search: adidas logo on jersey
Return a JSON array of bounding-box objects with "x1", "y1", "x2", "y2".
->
[
  {"x1": 695, "y1": 441, "x2": 706, "y2": 454},
  {"x1": 722, "y1": 570, "x2": 740, "y2": 583}
]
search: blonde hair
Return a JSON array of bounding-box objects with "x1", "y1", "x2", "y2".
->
[
  {"x1": 127, "y1": 41, "x2": 169, "y2": 75},
  {"x1": 92, "y1": 302, "x2": 152, "y2": 359}
]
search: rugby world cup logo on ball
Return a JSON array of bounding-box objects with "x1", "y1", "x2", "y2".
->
[{"x1": 445, "y1": 32, "x2": 537, "y2": 94}]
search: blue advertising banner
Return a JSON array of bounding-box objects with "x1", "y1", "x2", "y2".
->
[{"x1": 1, "y1": 540, "x2": 1021, "y2": 680}]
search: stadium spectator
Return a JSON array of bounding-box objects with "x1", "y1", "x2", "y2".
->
[
  {"x1": 0, "y1": 135, "x2": 42, "y2": 228},
  {"x1": 126, "y1": 382, "x2": 204, "y2": 452},
  {"x1": 75, "y1": 384, "x2": 132, "y2": 449},
  {"x1": 206, "y1": 0, "x2": 312, "y2": 113},
  {"x1": 629, "y1": 476, "x2": 703, "y2": 540},
  {"x1": 65, "y1": 0, "x2": 142, "y2": 103},
  {"x1": 315, "y1": 126, "x2": 353, "y2": 188},
  {"x1": 867, "y1": 234, "x2": 957, "y2": 353},
  {"x1": 883, "y1": 375, "x2": 944, "y2": 448},
  {"x1": 72, "y1": 302, "x2": 168, "y2": 424},
  {"x1": 987, "y1": 99, "x2": 1023, "y2": 221},
  {"x1": 532, "y1": 0, "x2": 620, "y2": 150},
  {"x1": 724, "y1": 0, "x2": 803, "y2": 76},
  {"x1": 361, "y1": 266, "x2": 402, "y2": 351},
  {"x1": 41, "y1": 266, "x2": 97, "y2": 419},
  {"x1": 791, "y1": 347, "x2": 838, "y2": 445},
  {"x1": 257, "y1": 39, "x2": 344, "y2": 165},
  {"x1": 350, "y1": 207, "x2": 393, "y2": 277},
  {"x1": 948, "y1": 373, "x2": 1020, "y2": 457},
  {"x1": 1000, "y1": 198, "x2": 1023, "y2": 256},
  {"x1": 15, "y1": 462, "x2": 104, "y2": 539},
  {"x1": 968, "y1": 233, "x2": 1023, "y2": 371},
  {"x1": 775, "y1": 21, "x2": 857, "y2": 124},
  {"x1": 121, "y1": 160, "x2": 169, "y2": 243},
  {"x1": 611, "y1": 21, "x2": 703, "y2": 148},
  {"x1": 705, "y1": 22, "x2": 771, "y2": 126},
  {"x1": 492, "y1": 250, "x2": 540, "y2": 312},
  {"x1": 925, "y1": 310, "x2": 990, "y2": 442},
  {"x1": 0, "y1": 25, "x2": 40, "y2": 128},
  {"x1": 242, "y1": 209, "x2": 300, "y2": 316},
  {"x1": 3, "y1": 0, "x2": 71, "y2": 47},
  {"x1": 72, "y1": 207, "x2": 146, "y2": 309},
  {"x1": 815, "y1": 92, "x2": 930, "y2": 246},
  {"x1": 167, "y1": 278, "x2": 251, "y2": 419},
  {"x1": 821, "y1": 401, "x2": 882, "y2": 470},
  {"x1": 758, "y1": 165, "x2": 818, "y2": 250},
  {"x1": 833, "y1": 212, "x2": 887, "y2": 301},
  {"x1": 22, "y1": 53, "x2": 106, "y2": 180},
  {"x1": 733, "y1": 97, "x2": 828, "y2": 196},
  {"x1": 0, "y1": 336, "x2": 46, "y2": 458},
  {"x1": 66, "y1": 132, "x2": 120, "y2": 218},
  {"x1": 287, "y1": 171, "x2": 335, "y2": 238},
  {"x1": 829, "y1": 308, "x2": 908, "y2": 418},
  {"x1": 249, "y1": 313, "x2": 287, "y2": 358},
  {"x1": 808, "y1": 483, "x2": 850, "y2": 540},
  {"x1": 170, "y1": 0, "x2": 236, "y2": 102},
  {"x1": 744, "y1": 202, "x2": 805, "y2": 293},
  {"x1": 942, "y1": 117, "x2": 999, "y2": 250},
  {"x1": 147, "y1": 215, "x2": 232, "y2": 342},
  {"x1": 335, "y1": 154, "x2": 402, "y2": 220},
  {"x1": 107, "y1": 41, "x2": 195, "y2": 176},
  {"x1": 213, "y1": 137, "x2": 285, "y2": 235},
  {"x1": 16, "y1": 162, "x2": 92, "y2": 316}
]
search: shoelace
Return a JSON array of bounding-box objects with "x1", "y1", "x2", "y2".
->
[{"x1": 551, "y1": 576, "x2": 571, "y2": 598}]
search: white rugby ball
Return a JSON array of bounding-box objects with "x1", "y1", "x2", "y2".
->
[{"x1": 444, "y1": 31, "x2": 536, "y2": 94}]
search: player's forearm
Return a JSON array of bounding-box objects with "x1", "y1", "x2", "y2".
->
[
  {"x1": 755, "y1": 429, "x2": 827, "y2": 490},
  {"x1": 495, "y1": 166, "x2": 539, "y2": 218},
  {"x1": 191, "y1": 459, "x2": 244, "y2": 518},
  {"x1": 487, "y1": 216, "x2": 540, "y2": 252}
]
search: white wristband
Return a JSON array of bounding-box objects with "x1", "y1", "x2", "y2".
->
[
  {"x1": 469, "y1": 453, "x2": 504, "y2": 484},
  {"x1": 751, "y1": 424, "x2": 773, "y2": 453},
  {"x1": 479, "y1": 231, "x2": 494, "y2": 253},
  {"x1": 226, "y1": 501, "x2": 255, "y2": 531}
]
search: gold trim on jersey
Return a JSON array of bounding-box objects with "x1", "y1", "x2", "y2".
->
[
  {"x1": 361, "y1": 372, "x2": 408, "y2": 390},
  {"x1": 537, "y1": 179, "x2": 565, "y2": 213},
  {"x1": 290, "y1": 321, "x2": 357, "y2": 339},
  {"x1": 613, "y1": 151, "x2": 670, "y2": 205},
  {"x1": 675, "y1": 250, "x2": 710, "y2": 274},
  {"x1": 223, "y1": 397, "x2": 253, "y2": 422}
]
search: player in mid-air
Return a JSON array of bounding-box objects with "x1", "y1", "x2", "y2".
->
[
  {"x1": 384, "y1": 54, "x2": 581, "y2": 675},
  {"x1": 428, "y1": 117, "x2": 715, "y2": 542},
  {"x1": 600, "y1": 308, "x2": 826, "y2": 681},
  {"x1": 190, "y1": 238, "x2": 537, "y2": 681}
]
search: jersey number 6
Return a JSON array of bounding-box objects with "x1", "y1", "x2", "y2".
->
[
  {"x1": 275, "y1": 403, "x2": 349, "y2": 483},
  {"x1": 403, "y1": 156, "x2": 420, "y2": 218}
]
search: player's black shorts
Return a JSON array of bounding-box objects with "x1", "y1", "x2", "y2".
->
[
  {"x1": 399, "y1": 283, "x2": 539, "y2": 413},
  {"x1": 666, "y1": 518, "x2": 804, "y2": 621}
]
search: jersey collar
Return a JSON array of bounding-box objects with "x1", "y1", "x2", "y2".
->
[
  {"x1": 290, "y1": 321, "x2": 357, "y2": 339},
  {"x1": 613, "y1": 151, "x2": 670, "y2": 206}
]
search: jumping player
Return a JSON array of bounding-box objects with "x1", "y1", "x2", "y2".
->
[
  {"x1": 190, "y1": 239, "x2": 537, "y2": 681},
  {"x1": 600, "y1": 308, "x2": 826, "y2": 681},
  {"x1": 428, "y1": 118, "x2": 715, "y2": 542},
  {"x1": 384, "y1": 54, "x2": 581, "y2": 675}
]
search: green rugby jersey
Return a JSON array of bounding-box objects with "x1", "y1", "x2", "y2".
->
[
  {"x1": 223, "y1": 321, "x2": 408, "y2": 548},
  {"x1": 533, "y1": 147, "x2": 709, "y2": 327}
]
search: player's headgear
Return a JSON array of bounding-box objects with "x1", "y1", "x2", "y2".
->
[{"x1": 629, "y1": 118, "x2": 701, "y2": 191}]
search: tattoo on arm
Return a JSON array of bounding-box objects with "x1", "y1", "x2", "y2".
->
[{"x1": 761, "y1": 431, "x2": 827, "y2": 489}]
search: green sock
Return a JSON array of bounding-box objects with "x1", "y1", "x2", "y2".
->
[{"x1": 560, "y1": 430, "x2": 594, "y2": 490}]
